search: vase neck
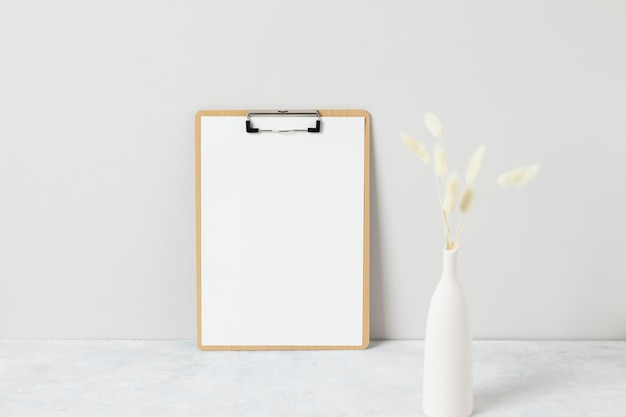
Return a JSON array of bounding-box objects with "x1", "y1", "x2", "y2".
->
[{"x1": 441, "y1": 247, "x2": 459, "y2": 281}]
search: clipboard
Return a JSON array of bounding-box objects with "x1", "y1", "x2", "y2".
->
[{"x1": 195, "y1": 110, "x2": 370, "y2": 350}]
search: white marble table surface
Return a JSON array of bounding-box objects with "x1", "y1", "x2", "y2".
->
[{"x1": 1, "y1": 340, "x2": 624, "y2": 416}]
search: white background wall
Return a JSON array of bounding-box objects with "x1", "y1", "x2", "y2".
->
[{"x1": 1, "y1": 0, "x2": 625, "y2": 340}]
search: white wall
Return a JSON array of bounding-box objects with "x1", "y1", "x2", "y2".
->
[{"x1": 1, "y1": 0, "x2": 625, "y2": 340}]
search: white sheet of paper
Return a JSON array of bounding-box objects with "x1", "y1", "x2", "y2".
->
[{"x1": 200, "y1": 116, "x2": 365, "y2": 346}]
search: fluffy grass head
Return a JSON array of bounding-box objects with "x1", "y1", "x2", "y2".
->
[
  {"x1": 465, "y1": 144, "x2": 486, "y2": 184},
  {"x1": 497, "y1": 164, "x2": 540, "y2": 188},
  {"x1": 443, "y1": 173, "x2": 459, "y2": 213},
  {"x1": 424, "y1": 112, "x2": 444, "y2": 140},
  {"x1": 401, "y1": 132, "x2": 431, "y2": 164},
  {"x1": 434, "y1": 145, "x2": 448, "y2": 177},
  {"x1": 459, "y1": 185, "x2": 475, "y2": 213}
]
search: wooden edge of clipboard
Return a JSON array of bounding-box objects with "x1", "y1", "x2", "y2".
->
[{"x1": 194, "y1": 109, "x2": 371, "y2": 351}]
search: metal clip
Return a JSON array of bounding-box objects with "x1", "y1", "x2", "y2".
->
[{"x1": 246, "y1": 110, "x2": 321, "y2": 133}]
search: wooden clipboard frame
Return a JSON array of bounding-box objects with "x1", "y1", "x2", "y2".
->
[{"x1": 195, "y1": 109, "x2": 370, "y2": 350}]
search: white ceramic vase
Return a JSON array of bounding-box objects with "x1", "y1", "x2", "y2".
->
[{"x1": 423, "y1": 246, "x2": 473, "y2": 417}]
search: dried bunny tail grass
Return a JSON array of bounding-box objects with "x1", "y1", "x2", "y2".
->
[
  {"x1": 442, "y1": 209, "x2": 452, "y2": 249},
  {"x1": 401, "y1": 132, "x2": 431, "y2": 164},
  {"x1": 459, "y1": 184, "x2": 475, "y2": 213},
  {"x1": 424, "y1": 112, "x2": 444, "y2": 139},
  {"x1": 434, "y1": 145, "x2": 448, "y2": 177},
  {"x1": 497, "y1": 164, "x2": 540, "y2": 188},
  {"x1": 465, "y1": 144, "x2": 486, "y2": 184},
  {"x1": 442, "y1": 173, "x2": 458, "y2": 213}
]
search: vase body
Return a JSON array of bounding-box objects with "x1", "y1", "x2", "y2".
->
[{"x1": 423, "y1": 247, "x2": 473, "y2": 417}]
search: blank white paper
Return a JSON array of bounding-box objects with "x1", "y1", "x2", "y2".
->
[{"x1": 200, "y1": 116, "x2": 365, "y2": 346}]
